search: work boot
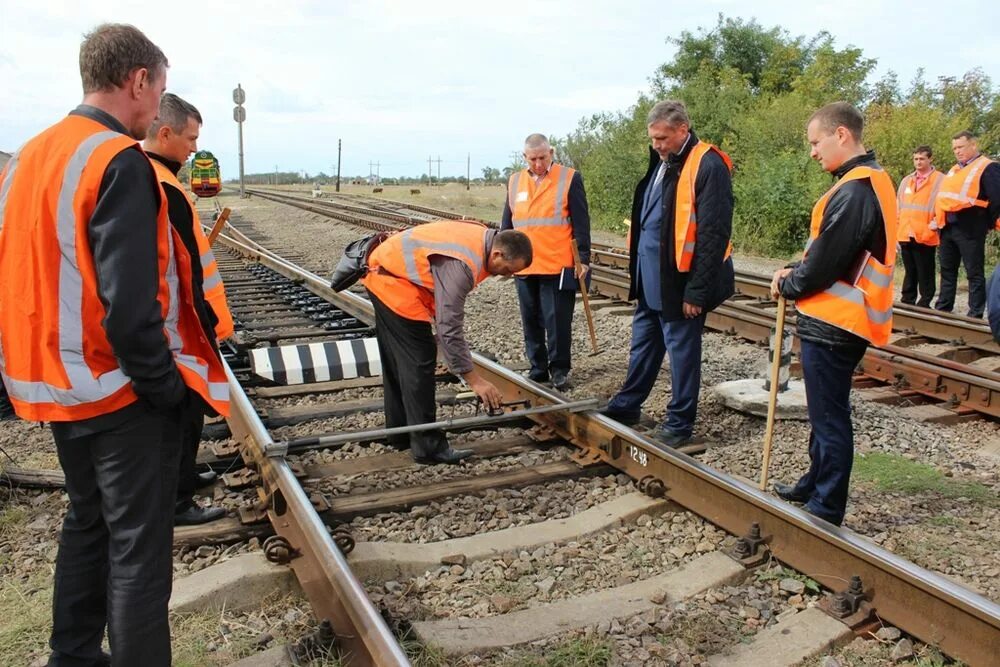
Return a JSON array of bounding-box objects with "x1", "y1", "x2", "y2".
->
[
  {"x1": 413, "y1": 447, "x2": 474, "y2": 465},
  {"x1": 194, "y1": 470, "x2": 218, "y2": 487},
  {"x1": 652, "y1": 429, "x2": 692, "y2": 449},
  {"x1": 175, "y1": 503, "x2": 226, "y2": 525},
  {"x1": 550, "y1": 369, "x2": 570, "y2": 391},
  {"x1": 773, "y1": 482, "x2": 810, "y2": 504},
  {"x1": 598, "y1": 407, "x2": 641, "y2": 426}
]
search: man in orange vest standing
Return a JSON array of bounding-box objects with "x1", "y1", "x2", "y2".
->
[
  {"x1": 897, "y1": 146, "x2": 944, "y2": 307},
  {"x1": 933, "y1": 130, "x2": 1000, "y2": 318},
  {"x1": 501, "y1": 133, "x2": 591, "y2": 390},
  {"x1": 0, "y1": 24, "x2": 229, "y2": 666},
  {"x1": 770, "y1": 102, "x2": 897, "y2": 526},
  {"x1": 142, "y1": 93, "x2": 233, "y2": 525},
  {"x1": 362, "y1": 222, "x2": 533, "y2": 463},
  {"x1": 601, "y1": 100, "x2": 735, "y2": 447}
]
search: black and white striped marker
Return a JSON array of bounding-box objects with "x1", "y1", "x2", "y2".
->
[{"x1": 249, "y1": 338, "x2": 382, "y2": 385}]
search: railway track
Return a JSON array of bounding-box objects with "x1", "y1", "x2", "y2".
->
[{"x1": 176, "y1": 196, "x2": 1000, "y2": 665}]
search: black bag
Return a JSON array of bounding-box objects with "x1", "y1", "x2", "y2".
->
[{"x1": 330, "y1": 231, "x2": 390, "y2": 292}]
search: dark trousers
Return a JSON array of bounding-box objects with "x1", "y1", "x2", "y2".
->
[
  {"x1": 607, "y1": 292, "x2": 706, "y2": 437},
  {"x1": 791, "y1": 339, "x2": 866, "y2": 526},
  {"x1": 49, "y1": 406, "x2": 182, "y2": 667},
  {"x1": 515, "y1": 275, "x2": 576, "y2": 379},
  {"x1": 175, "y1": 407, "x2": 206, "y2": 510},
  {"x1": 899, "y1": 241, "x2": 937, "y2": 307},
  {"x1": 370, "y1": 292, "x2": 447, "y2": 458},
  {"x1": 936, "y1": 223, "x2": 988, "y2": 317}
]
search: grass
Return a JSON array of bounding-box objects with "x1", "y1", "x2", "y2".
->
[
  {"x1": 0, "y1": 573, "x2": 53, "y2": 666},
  {"x1": 852, "y1": 452, "x2": 999, "y2": 505},
  {"x1": 274, "y1": 182, "x2": 507, "y2": 223},
  {"x1": 497, "y1": 637, "x2": 614, "y2": 667}
]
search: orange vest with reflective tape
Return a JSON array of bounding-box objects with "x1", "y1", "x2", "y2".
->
[
  {"x1": 151, "y1": 160, "x2": 235, "y2": 340},
  {"x1": 362, "y1": 220, "x2": 491, "y2": 322},
  {"x1": 896, "y1": 170, "x2": 944, "y2": 246},
  {"x1": 507, "y1": 163, "x2": 574, "y2": 275},
  {"x1": 0, "y1": 115, "x2": 230, "y2": 421},
  {"x1": 795, "y1": 165, "x2": 898, "y2": 346},
  {"x1": 935, "y1": 155, "x2": 995, "y2": 228},
  {"x1": 674, "y1": 141, "x2": 734, "y2": 272}
]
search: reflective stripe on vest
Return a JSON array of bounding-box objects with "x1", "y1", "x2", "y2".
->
[
  {"x1": 508, "y1": 164, "x2": 574, "y2": 275},
  {"x1": 363, "y1": 220, "x2": 491, "y2": 322},
  {"x1": 937, "y1": 155, "x2": 993, "y2": 213},
  {"x1": 795, "y1": 165, "x2": 898, "y2": 346},
  {"x1": 674, "y1": 141, "x2": 734, "y2": 272}
]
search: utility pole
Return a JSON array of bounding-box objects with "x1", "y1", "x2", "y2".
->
[
  {"x1": 368, "y1": 161, "x2": 381, "y2": 185},
  {"x1": 336, "y1": 139, "x2": 342, "y2": 192},
  {"x1": 233, "y1": 84, "x2": 246, "y2": 197},
  {"x1": 274, "y1": 164, "x2": 278, "y2": 186},
  {"x1": 427, "y1": 156, "x2": 432, "y2": 185},
  {"x1": 466, "y1": 152, "x2": 471, "y2": 191},
  {"x1": 435, "y1": 155, "x2": 442, "y2": 182}
]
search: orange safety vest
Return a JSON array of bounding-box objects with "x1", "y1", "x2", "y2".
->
[
  {"x1": 0, "y1": 115, "x2": 230, "y2": 421},
  {"x1": 674, "y1": 141, "x2": 734, "y2": 272},
  {"x1": 795, "y1": 165, "x2": 898, "y2": 346},
  {"x1": 362, "y1": 220, "x2": 492, "y2": 322},
  {"x1": 507, "y1": 163, "x2": 574, "y2": 275},
  {"x1": 151, "y1": 160, "x2": 235, "y2": 340},
  {"x1": 896, "y1": 169, "x2": 944, "y2": 246},
  {"x1": 935, "y1": 155, "x2": 995, "y2": 228}
]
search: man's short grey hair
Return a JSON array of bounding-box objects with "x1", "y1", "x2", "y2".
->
[
  {"x1": 147, "y1": 92, "x2": 202, "y2": 137},
  {"x1": 523, "y1": 133, "x2": 550, "y2": 150},
  {"x1": 647, "y1": 100, "x2": 690, "y2": 128}
]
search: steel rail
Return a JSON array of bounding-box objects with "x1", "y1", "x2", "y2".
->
[
  {"x1": 216, "y1": 224, "x2": 1000, "y2": 666},
  {"x1": 222, "y1": 358, "x2": 410, "y2": 666}
]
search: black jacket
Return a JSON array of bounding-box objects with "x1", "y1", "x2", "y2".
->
[
  {"x1": 944, "y1": 160, "x2": 1000, "y2": 232},
  {"x1": 627, "y1": 132, "x2": 734, "y2": 321},
  {"x1": 779, "y1": 151, "x2": 887, "y2": 349}
]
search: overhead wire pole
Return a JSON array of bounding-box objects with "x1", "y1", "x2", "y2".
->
[
  {"x1": 336, "y1": 139, "x2": 342, "y2": 193},
  {"x1": 435, "y1": 155, "x2": 442, "y2": 182},
  {"x1": 467, "y1": 152, "x2": 471, "y2": 191},
  {"x1": 427, "y1": 156, "x2": 432, "y2": 186}
]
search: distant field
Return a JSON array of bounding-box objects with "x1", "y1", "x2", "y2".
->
[{"x1": 267, "y1": 183, "x2": 507, "y2": 223}]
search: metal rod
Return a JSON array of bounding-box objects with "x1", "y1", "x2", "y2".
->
[
  {"x1": 572, "y1": 239, "x2": 599, "y2": 354},
  {"x1": 265, "y1": 398, "x2": 600, "y2": 457}
]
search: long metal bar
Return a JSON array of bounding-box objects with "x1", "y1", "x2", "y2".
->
[
  {"x1": 266, "y1": 398, "x2": 600, "y2": 456},
  {"x1": 215, "y1": 227, "x2": 1000, "y2": 666}
]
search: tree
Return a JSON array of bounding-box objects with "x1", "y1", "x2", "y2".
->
[{"x1": 481, "y1": 166, "x2": 501, "y2": 184}]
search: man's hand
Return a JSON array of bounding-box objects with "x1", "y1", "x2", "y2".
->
[
  {"x1": 682, "y1": 302, "x2": 703, "y2": 318},
  {"x1": 464, "y1": 372, "x2": 503, "y2": 411},
  {"x1": 770, "y1": 268, "x2": 792, "y2": 299},
  {"x1": 575, "y1": 263, "x2": 590, "y2": 280}
]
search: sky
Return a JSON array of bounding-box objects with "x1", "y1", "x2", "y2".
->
[{"x1": 1, "y1": 0, "x2": 999, "y2": 179}]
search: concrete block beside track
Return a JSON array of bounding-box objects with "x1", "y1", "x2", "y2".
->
[
  {"x1": 707, "y1": 606, "x2": 853, "y2": 666},
  {"x1": 411, "y1": 550, "x2": 746, "y2": 656},
  {"x1": 349, "y1": 492, "x2": 673, "y2": 581},
  {"x1": 170, "y1": 553, "x2": 299, "y2": 614}
]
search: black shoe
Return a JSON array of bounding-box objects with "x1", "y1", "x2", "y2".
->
[
  {"x1": 598, "y1": 407, "x2": 641, "y2": 426},
  {"x1": 194, "y1": 470, "x2": 218, "y2": 487},
  {"x1": 652, "y1": 429, "x2": 692, "y2": 448},
  {"x1": 523, "y1": 369, "x2": 549, "y2": 383},
  {"x1": 414, "y1": 447, "x2": 474, "y2": 465},
  {"x1": 175, "y1": 505, "x2": 226, "y2": 525},
  {"x1": 773, "y1": 482, "x2": 810, "y2": 504},
  {"x1": 387, "y1": 439, "x2": 411, "y2": 452},
  {"x1": 551, "y1": 370, "x2": 570, "y2": 390}
]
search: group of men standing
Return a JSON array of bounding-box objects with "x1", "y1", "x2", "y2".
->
[
  {"x1": 896, "y1": 133, "x2": 1000, "y2": 316},
  {"x1": 0, "y1": 24, "x2": 232, "y2": 666}
]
